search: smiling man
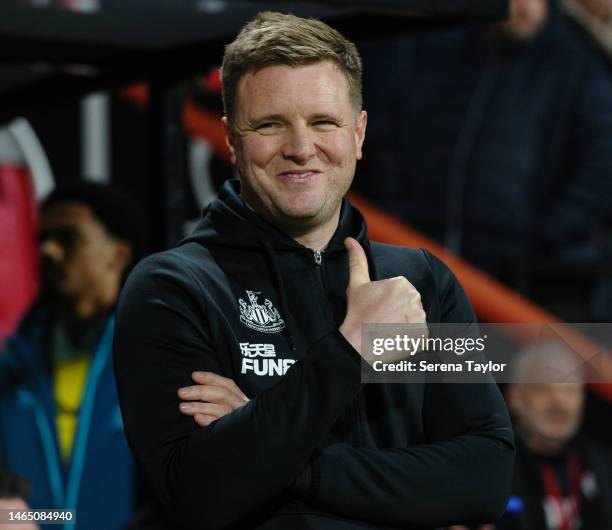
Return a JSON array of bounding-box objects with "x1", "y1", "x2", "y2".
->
[{"x1": 113, "y1": 12, "x2": 514, "y2": 530}]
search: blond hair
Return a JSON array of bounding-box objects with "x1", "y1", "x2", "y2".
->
[{"x1": 222, "y1": 11, "x2": 362, "y2": 126}]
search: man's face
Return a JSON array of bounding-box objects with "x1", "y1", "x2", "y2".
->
[
  {"x1": 497, "y1": 0, "x2": 549, "y2": 40},
  {"x1": 509, "y1": 383, "x2": 585, "y2": 446},
  {"x1": 39, "y1": 202, "x2": 125, "y2": 307},
  {"x1": 224, "y1": 61, "x2": 367, "y2": 234}
]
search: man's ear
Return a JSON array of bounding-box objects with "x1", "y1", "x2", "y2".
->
[
  {"x1": 222, "y1": 116, "x2": 238, "y2": 165},
  {"x1": 111, "y1": 241, "x2": 133, "y2": 274},
  {"x1": 355, "y1": 110, "x2": 367, "y2": 161}
]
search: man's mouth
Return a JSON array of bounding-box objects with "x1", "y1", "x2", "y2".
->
[
  {"x1": 277, "y1": 170, "x2": 321, "y2": 181},
  {"x1": 545, "y1": 411, "x2": 572, "y2": 424}
]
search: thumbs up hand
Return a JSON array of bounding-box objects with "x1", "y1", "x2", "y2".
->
[
  {"x1": 339, "y1": 238, "x2": 427, "y2": 357},
  {"x1": 346, "y1": 236, "x2": 372, "y2": 288}
]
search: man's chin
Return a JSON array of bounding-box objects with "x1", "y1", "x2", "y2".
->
[
  {"x1": 276, "y1": 209, "x2": 321, "y2": 228},
  {"x1": 538, "y1": 424, "x2": 579, "y2": 445},
  {"x1": 283, "y1": 206, "x2": 322, "y2": 219}
]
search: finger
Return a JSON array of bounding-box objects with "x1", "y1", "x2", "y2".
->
[
  {"x1": 192, "y1": 371, "x2": 249, "y2": 402},
  {"x1": 406, "y1": 306, "x2": 427, "y2": 325},
  {"x1": 178, "y1": 384, "x2": 246, "y2": 410},
  {"x1": 179, "y1": 401, "x2": 228, "y2": 418},
  {"x1": 194, "y1": 413, "x2": 216, "y2": 427},
  {"x1": 345, "y1": 237, "x2": 370, "y2": 288}
]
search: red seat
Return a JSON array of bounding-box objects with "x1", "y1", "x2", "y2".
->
[{"x1": 0, "y1": 164, "x2": 38, "y2": 349}]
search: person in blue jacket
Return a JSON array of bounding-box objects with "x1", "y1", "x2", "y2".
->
[{"x1": 0, "y1": 182, "x2": 145, "y2": 530}]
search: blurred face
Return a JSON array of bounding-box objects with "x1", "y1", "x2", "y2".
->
[
  {"x1": 39, "y1": 202, "x2": 128, "y2": 315},
  {"x1": 224, "y1": 61, "x2": 367, "y2": 236},
  {"x1": 509, "y1": 383, "x2": 585, "y2": 449},
  {"x1": 497, "y1": 0, "x2": 549, "y2": 40}
]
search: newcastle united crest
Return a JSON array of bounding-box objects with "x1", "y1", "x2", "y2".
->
[{"x1": 239, "y1": 290, "x2": 285, "y2": 333}]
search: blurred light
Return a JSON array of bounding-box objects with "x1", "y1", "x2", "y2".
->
[
  {"x1": 505, "y1": 496, "x2": 524, "y2": 514},
  {"x1": 59, "y1": 0, "x2": 100, "y2": 13},
  {"x1": 196, "y1": 0, "x2": 227, "y2": 14},
  {"x1": 25, "y1": 0, "x2": 100, "y2": 13}
]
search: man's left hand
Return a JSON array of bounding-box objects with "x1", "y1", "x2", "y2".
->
[{"x1": 178, "y1": 371, "x2": 249, "y2": 427}]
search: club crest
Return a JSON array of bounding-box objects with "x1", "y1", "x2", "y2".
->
[{"x1": 239, "y1": 290, "x2": 285, "y2": 333}]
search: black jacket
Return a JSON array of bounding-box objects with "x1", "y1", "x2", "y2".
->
[{"x1": 113, "y1": 179, "x2": 515, "y2": 530}]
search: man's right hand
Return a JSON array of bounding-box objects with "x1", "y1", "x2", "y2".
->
[
  {"x1": 178, "y1": 371, "x2": 249, "y2": 427},
  {"x1": 339, "y1": 237, "x2": 427, "y2": 357}
]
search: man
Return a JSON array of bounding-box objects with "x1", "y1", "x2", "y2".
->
[
  {"x1": 497, "y1": 343, "x2": 612, "y2": 529},
  {"x1": 114, "y1": 12, "x2": 514, "y2": 530},
  {"x1": 0, "y1": 182, "x2": 143, "y2": 530},
  {"x1": 355, "y1": 0, "x2": 612, "y2": 283}
]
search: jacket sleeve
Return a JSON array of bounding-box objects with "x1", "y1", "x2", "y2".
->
[
  {"x1": 113, "y1": 254, "x2": 364, "y2": 530},
  {"x1": 293, "y1": 250, "x2": 515, "y2": 528}
]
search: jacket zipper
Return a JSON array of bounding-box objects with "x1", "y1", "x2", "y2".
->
[
  {"x1": 312, "y1": 250, "x2": 328, "y2": 319},
  {"x1": 312, "y1": 249, "x2": 361, "y2": 447},
  {"x1": 313, "y1": 250, "x2": 336, "y2": 321}
]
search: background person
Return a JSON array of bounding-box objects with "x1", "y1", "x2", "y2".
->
[
  {"x1": 355, "y1": 0, "x2": 612, "y2": 319},
  {"x1": 0, "y1": 182, "x2": 145, "y2": 530},
  {"x1": 497, "y1": 342, "x2": 612, "y2": 529}
]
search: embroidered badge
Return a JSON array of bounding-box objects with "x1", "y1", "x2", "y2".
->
[{"x1": 239, "y1": 290, "x2": 285, "y2": 333}]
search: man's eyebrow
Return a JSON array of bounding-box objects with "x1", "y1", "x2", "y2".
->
[
  {"x1": 247, "y1": 114, "x2": 286, "y2": 125},
  {"x1": 246, "y1": 112, "x2": 343, "y2": 124},
  {"x1": 310, "y1": 113, "x2": 342, "y2": 121}
]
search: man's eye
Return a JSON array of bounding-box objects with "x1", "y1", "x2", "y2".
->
[
  {"x1": 313, "y1": 120, "x2": 338, "y2": 129},
  {"x1": 256, "y1": 122, "x2": 280, "y2": 131}
]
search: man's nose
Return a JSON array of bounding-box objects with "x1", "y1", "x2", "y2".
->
[
  {"x1": 550, "y1": 384, "x2": 579, "y2": 407},
  {"x1": 281, "y1": 124, "x2": 316, "y2": 164},
  {"x1": 40, "y1": 239, "x2": 65, "y2": 263}
]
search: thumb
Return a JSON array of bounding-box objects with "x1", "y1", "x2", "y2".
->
[{"x1": 345, "y1": 237, "x2": 371, "y2": 288}]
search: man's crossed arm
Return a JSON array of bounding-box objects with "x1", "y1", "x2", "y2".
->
[{"x1": 177, "y1": 371, "x2": 512, "y2": 528}]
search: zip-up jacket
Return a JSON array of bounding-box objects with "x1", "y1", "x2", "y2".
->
[
  {"x1": 0, "y1": 307, "x2": 135, "y2": 530},
  {"x1": 113, "y1": 179, "x2": 515, "y2": 530}
]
